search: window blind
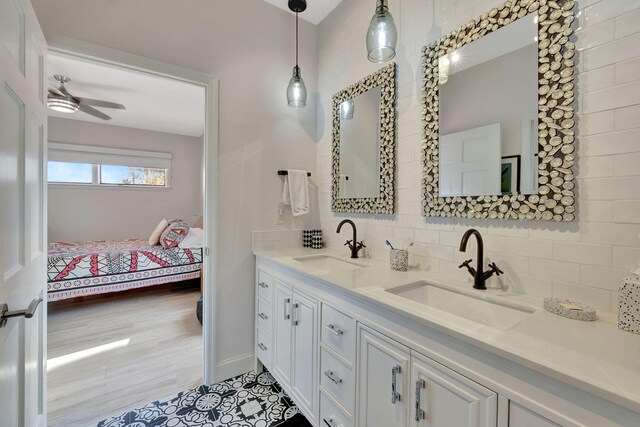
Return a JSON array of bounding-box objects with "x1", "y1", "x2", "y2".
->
[{"x1": 48, "y1": 142, "x2": 172, "y2": 169}]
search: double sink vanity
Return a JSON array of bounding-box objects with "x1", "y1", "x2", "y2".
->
[{"x1": 253, "y1": 244, "x2": 640, "y2": 427}]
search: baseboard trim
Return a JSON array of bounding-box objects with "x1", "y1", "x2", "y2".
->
[{"x1": 215, "y1": 352, "x2": 254, "y2": 382}]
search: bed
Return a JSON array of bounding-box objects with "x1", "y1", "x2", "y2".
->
[{"x1": 47, "y1": 239, "x2": 202, "y2": 301}]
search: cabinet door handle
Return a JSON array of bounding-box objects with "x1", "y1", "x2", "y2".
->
[
  {"x1": 257, "y1": 342, "x2": 267, "y2": 351},
  {"x1": 324, "y1": 369, "x2": 343, "y2": 384},
  {"x1": 323, "y1": 418, "x2": 335, "y2": 427},
  {"x1": 415, "y1": 379, "x2": 426, "y2": 421},
  {"x1": 391, "y1": 364, "x2": 401, "y2": 404},
  {"x1": 292, "y1": 303, "x2": 299, "y2": 326},
  {"x1": 258, "y1": 312, "x2": 268, "y2": 320},
  {"x1": 283, "y1": 298, "x2": 290, "y2": 320},
  {"x1": 258, "y1": 282, "x2": 269, "y2": 289},
  {"x1": 324, "y1": 323, "x2": 344, "y2": 336}
]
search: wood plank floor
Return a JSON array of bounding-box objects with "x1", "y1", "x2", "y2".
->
[{"x1": 47, "y1": 282, "x2": 202, "y2": 427}]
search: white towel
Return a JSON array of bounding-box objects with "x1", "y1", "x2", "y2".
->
[{"x1": 282, "y1": 169, "x2": 309, "y2": 217}]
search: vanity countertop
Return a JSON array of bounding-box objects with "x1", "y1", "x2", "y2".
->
[{"x1": 254, "y1": 247, "x2": 640, "y2": 414}]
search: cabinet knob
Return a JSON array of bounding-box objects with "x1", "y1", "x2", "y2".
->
[
  {"x1": 324, "y1": 323, "x2": 344, "y2": 336},
  {"x1": 258, "y1": 282, "x2": 269, "y2": 289},
  {"x1": 415, "y1": 379, "x2": 426, "y2": 421},
  {"x1": 391, "y1": 364, "x2": 401, "y2": 404},
  {"x1": 257, "y1": 342, "x2": 267, "y2": 351},
  {"x1": 324, "y1": 369, "x2": 343, "y2": 385},
  {"x1": 258, "y1": 312, "x2": 268, "y2": 320}
]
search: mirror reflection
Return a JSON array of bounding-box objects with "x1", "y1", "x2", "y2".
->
[
  {"x1": 339, "y1": 87, "x2": 381, "y2": 199},
  {"x1": 438, "y1": 13, "x2": 538, "y2": 197}
]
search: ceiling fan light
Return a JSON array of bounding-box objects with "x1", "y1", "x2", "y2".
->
[
  {"x1": 366, "y1": 0, "x2": 397, "y2": 63},
  {"x1": 287, "y1": 66, "x2": 307, "y2": 108},
  {"x1": 47, "y1": 95, "x2": 78, "y2": 113}
]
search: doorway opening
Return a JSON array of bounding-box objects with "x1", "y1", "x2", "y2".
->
[{"x1": 43, "y1": 43, "x2": 218, "y2": 426}]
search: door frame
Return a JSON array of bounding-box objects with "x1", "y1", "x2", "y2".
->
[{"x1": 45, "y1": 35, "x2": 219, "y2": 385}]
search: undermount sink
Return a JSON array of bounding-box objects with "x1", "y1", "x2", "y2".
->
[
  {"x1": 385, "y1": 281, "x2": 535, "y2": 329},
  {"x1": 292, "y1": 254, "x2": 366, "y2": 273}
]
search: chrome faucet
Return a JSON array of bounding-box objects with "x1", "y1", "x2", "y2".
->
[
  {"x1": 336, "y1": 219, "x2": 365, "y2": 259},
  {"x1": 458, "y1": 229, "x2": 503, "y2": 290}
]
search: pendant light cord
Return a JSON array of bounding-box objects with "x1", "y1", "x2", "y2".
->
[{"x1": 295, "y1": 12, "x2": 299, "y2": 68}]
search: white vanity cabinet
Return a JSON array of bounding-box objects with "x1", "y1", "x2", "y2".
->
[
  {"x1": 268, "y1": 279, "x2": 318, "y2": 424},
  {"x1": 255, "y1": 259, "x2": 640, "y2": 427},
  {"x1": 410, "y1": 350, "x2": 497, "y2": 426},
  {"x1": 357, "y1": 325, "x2": 411, "y2": 427}
]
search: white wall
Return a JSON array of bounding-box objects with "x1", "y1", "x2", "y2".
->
[
  {"x1": 318, "y1": 0, "x2": 640, "y2": 314},
  {"x1": 32, "y1": 0, "x2": 318, "y2": 378},
  {"x1": 48, "y1": 117, "x2": 203, "y2": 242}
]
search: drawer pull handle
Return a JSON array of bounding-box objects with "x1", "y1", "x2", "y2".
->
[
  {"x1": 324, "y1": 323, "x2": 344, "y2": 336},
  {"x1": 391, "y1": 364, "x2": 401, "y2": 404},
  {"x1": 283, "y1": 298, "x2": 290, "y2": 320},
  {"x1": 292, "y1": 303, "x2": 299, "y2": 326},
  {"x1": 258, "y1": 282, "x2": 269, "y2": 289},
  {"x1": 415, "y1": 379, "x2": 426, "y2": 421},
  {"x1": 323, "y1": 418, "x2": 335, "y2": 427},
  {"x1": 324, "y1": 369, "x2": 343, "y2": 384},
  {"x1": 257, "y1": 343, "x2": 267, "y2": 351},
  {"x1": 258, "y1": 312, "x2": 268, "y2": 320}
]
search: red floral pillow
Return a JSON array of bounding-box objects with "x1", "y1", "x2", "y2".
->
[{"x1": 159, "y1": 220, "x2": 190, "y2": 249}]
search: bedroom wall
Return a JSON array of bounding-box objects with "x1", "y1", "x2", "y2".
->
[
  {"x1": 48, "y1": 117, "x2": 203, "y2": 242},
  {"x1": 32, "y1": 0, "x2": 318, "y2": 379},
  {"x1": 318, "y1": 0, "x2": 640, "y2": 314}
]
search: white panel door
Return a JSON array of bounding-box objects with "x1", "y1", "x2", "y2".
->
[
  {"x1": 357, "y1": 325, "x2": 410, "y2": 427},
  {"x1": 290, "y1": 291, "x2": 317, "y2": 422},
  {"x1": 410, "y1": 350, "x2": 497, "y2": 426},
  {"x1": 273, "y1": 281, "x2": 293, "y2": 388},
  {"x1": 439, "y1": 123, "x2": 501, "y2": 196},
  {"x1": 0, "y1": 0, "x2": 48, "y2": 426}
]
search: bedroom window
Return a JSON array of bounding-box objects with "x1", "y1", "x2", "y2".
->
[
  {"x1": 100, "y1": 165, "x2": 167, "y2": 186},
  {"x1": 47, "y1": 161, "x2": 94, "y2": 184},
  {"x1": 48, "y1": 143, "x2": 172, "y2": 188}
]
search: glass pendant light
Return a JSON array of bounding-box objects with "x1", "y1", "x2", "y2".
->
[
  {"x1": 366, "y1": 0, "x2": 397, "y2": 63},
  {"x1": 287, "y1": 0, "x2": 307, "y2": 108}
]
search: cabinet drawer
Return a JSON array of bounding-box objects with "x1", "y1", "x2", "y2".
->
[
  {"x1": 256, "y1": 327, "x2": 272, "y2": 369},
  {"x1": 257, "y1": 298, "x2": 272, "y2": 335},
  {"x1": 321, "y1": 304, "x2": 356, "y2": 364},
  {"x1": 257, "y1": 270, "x2": 273, "y2": 303},
  {"x1": 320, "y1": 346, "x2": 355, "y2": 415},
  {"x1": 320, "y1": 391, "x2": 353, "y2": 427}
]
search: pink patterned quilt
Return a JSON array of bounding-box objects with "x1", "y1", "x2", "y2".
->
[{"x1": 47, "y1": 239, "x2": 202, "y2": 301}]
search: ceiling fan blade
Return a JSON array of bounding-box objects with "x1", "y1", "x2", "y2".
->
[
  {"x1": 48, "y1": 83, "x2": 65, "y2": 97},
  {"x1": 78, "y1": 104, "x2": 112, "y2": 120},
  {"x1": 76, "y1": 97, "x2": 126, "y2": 110}
]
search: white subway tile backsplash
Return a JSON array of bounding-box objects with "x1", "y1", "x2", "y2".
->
[
  {"x1": 317, "y1": 0, "x2": 640, "y2": 314},
  {"x1": 554, "y1": 241, "x2": 613, "y2": 266},
  {"x1": 613, "y1": 201, "x2": 640, "y2": 223},
  {"x1": 582, "y1": 81, "x2": 640, "y2": 114},
  {"x1": 614, "y1": 7, "x2": 640, "y2": 38},
  {"x1": 614, "y1": 104, "x2": 640, "y2": 130},
  {"x1": 581, "y1": 265, "x2": 629, "y2": 291},
  {"x1": 613, "y1": 246, "x2": 640, "y2": 270}
]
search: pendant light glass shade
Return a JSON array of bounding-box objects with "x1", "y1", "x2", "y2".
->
[
  {"x1": 366, "y1": 0, "x2": 397, "y2": 63},
  {"x1": 287, "y1": 65, "x2": 307, "y2": 108}
]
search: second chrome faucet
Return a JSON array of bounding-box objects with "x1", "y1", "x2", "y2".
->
[{"x1": 458, "y1": 229, "x2": 503, "y2": 290}]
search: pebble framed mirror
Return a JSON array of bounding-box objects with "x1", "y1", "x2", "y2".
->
[
  {"x1": 331, "y1": 63, "x2": 397, "y2": 214},
  {"x1": 420, "y1": 0, "x2": 577, "y2": 221}
]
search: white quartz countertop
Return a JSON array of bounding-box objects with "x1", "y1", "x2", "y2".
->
[{"x1": 254, "y1": 247, "x2": 640, "y2": 413}]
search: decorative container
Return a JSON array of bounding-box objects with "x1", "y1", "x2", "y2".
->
[
  {"x1": 619, "y1": 274, "x2": 640, "y2": 335},
  {"x1": 390, "y1": 249, "x2": 408, "y2": 272},
  {"x1": 543, "y1": 298, "x2": 596, "y2": 321}
]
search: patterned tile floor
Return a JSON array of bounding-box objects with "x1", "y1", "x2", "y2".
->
[{"x1": 96, "y1": 371, "x2": 311, "y2": 427}]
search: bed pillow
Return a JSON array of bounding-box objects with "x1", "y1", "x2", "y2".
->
[
  {"x1": 148, "y1": 219, "x2": 169, "y2": 246},
  {"x1": 179, "y1": 227, "x2": 204, "y2": 248},
  {"x1": 160, "y1": 220, "x2": 190, "y2": 249}
]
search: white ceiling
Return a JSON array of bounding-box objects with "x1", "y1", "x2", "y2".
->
[
  {"x1": 48, "y1": 54, "x2": 205, "y2": 137},
  {"x1": 263, "y1": 0, "x2": 343, "y2": 25}
]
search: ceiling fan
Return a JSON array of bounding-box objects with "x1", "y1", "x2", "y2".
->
[{"x1": 47, "y1": 75, "x2": 125, "y2": 120}]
